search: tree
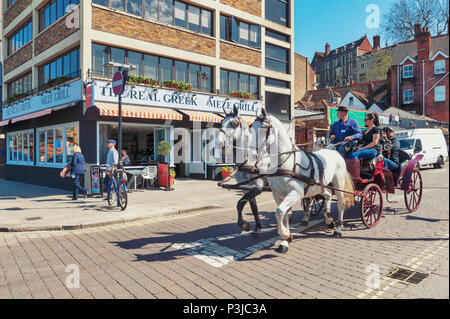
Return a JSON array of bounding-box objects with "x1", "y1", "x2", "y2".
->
[{"x1": 383, "y1": 0, "x2": 449, "y2": 43}]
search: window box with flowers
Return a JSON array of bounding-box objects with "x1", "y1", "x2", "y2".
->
[
  {"x1": 6, "y1": 93, "x2": 28, "y2": 105},
  {"x1": 43, "y1": 75, "x2": 70, "y2": 90},
  {"x1": 231, "y1": 91, "x2": 254, "y2": 99},
  {"x1": 127, "y1": 75, "x2": 160, "y2": 88},
  {"x1": 163, "y1": 80, "x2": 192, "y2": 92}
]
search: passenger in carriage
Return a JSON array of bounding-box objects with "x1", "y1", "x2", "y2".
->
[
  {"x1": 381, "y1": 127, "x2": 400, "y2": 173},
  {"x1": 347, "y1": 112, "x2": 381, "y2": 161},
  {"x1": 329, "y1": 106, "x2": 363, "y2": 158}
]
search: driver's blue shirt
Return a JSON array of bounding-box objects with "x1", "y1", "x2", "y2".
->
[{"x1": 329, "y1": 118, "x2": 362, "y2": 142}]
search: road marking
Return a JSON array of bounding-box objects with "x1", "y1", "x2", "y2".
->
[
  {"x1": 168, "y1": 219, "x2": 324, "y2": 268},
  {"x1": 357, "y1": 237, "x2": 449, "y2": 299}
]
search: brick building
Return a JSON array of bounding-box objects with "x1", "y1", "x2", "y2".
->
[
  {"x1": 311, "y1": 35, "x2": 373, "y2": 89},
  {"x1": 1, "y1": 0, "x2": 295, "y2": 189},
  {"x1": 294, "y1": 52, "x2": 315, "y2": 103},
  {"x1": 355, "y1": 38, "x2": 395, "y2": 84},
  {"x1": 390, "y1": 24, "x2": 449, "y2": 123}
]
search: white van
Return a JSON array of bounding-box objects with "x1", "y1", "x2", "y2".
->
[{"x1": 396, "y1": 129, "x2": 448, "y2": 169}]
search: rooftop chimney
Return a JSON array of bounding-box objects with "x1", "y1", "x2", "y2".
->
[
  {"x1": 325, "y1": 43, "x2": 330, "y2": 55},
  {"x1": 373, "y1": 35, "x2": 380, "y2": 50},
  {"x1": 416, "y1": 25, "x2": 431, "y2": 61}
]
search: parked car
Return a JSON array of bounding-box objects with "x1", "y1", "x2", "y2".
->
[{"x1": 396, "y1": 129, "x2": 448, "y2": 169}]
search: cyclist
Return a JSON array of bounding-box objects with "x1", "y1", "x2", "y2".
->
[{"x1": 329, "y1": 106, "x2": 362, "y2": 158}]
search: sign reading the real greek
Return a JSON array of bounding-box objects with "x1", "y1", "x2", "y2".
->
[
  {"x1": 2, "y1": 80, "x2": 82, "y2": 120},
  {"x1": 94, "y1": 80, "x2": 262, "y2": 116}
]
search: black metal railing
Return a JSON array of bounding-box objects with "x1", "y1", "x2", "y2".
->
[
  {"x1": 2, "y1": 70, "x2": 81, "y2": 107},
  {"x1": 88, "y1": 69, "x2": 263, "y2": 100}
]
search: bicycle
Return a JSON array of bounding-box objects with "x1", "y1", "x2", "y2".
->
[{"x1": 106, "y1": 163, "x2": 128, "y2": 211}]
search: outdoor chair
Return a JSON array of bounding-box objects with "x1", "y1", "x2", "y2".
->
[{"x1": 141, "y1": 166, "x2": 157, "y2": 189}]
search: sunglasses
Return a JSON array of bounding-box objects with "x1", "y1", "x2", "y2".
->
[{"x1": 364, "y1": 118, "x2": 371, "y2": 121}]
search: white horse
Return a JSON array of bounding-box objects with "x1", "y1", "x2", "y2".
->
[
  {"x1": 216, "y1": 106, "x2": 268, "y2": 236},
  {"x1": 252, "y1": 110, "x2": 355, "y2": 253}
]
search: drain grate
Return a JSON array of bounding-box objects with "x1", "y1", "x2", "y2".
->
[
  {"x1": 25, "y1": 217, "x2": 42, "y2": 221},
  {"x1": 388, "y1": 268, "x2": 428, "y2": 284}
]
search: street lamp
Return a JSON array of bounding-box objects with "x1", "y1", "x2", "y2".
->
[{"x1": 104, "y1": 62, "x2": 136, "y2": 156}]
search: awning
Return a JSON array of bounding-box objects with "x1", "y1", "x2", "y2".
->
[
  {"x1": 10, "y1": 109, "x2": 52, "y2": 124},
  {"x1": 180, "y1": 110, "x2": 224, "y2": 123},
  {"x1": 96, "y1": 103, "x2": 182, "y2": 121},
  {"x1": 0, "y1": 120, "x2": 9, "y2": 127}
]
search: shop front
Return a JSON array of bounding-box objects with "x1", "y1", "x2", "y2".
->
[{"x1": 88, "y1": 79, "x2": 261, "y2": 180}]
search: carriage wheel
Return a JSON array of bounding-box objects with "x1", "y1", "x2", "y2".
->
[
  {"x1": 360, "y1": 183, "x2": 383, "y2": 228},
  {"x1": 404, "y1": 168, "x2": 423, "y2": 213},
  {"x1": 309, "y1": 195, "x2": 325, "y2": 216}
]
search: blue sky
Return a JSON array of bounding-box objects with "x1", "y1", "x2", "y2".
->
[{"x1": 294, "y1": 0, "x2": 398, "y2": 62}]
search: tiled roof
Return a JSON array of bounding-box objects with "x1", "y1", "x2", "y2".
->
[{"x1": 392, "y1": 34, "x2": 449, "y2": 65}]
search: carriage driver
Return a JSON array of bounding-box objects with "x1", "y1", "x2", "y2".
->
[{"x1": 329, "y1": 106, "x2": 363, "y2": 158}]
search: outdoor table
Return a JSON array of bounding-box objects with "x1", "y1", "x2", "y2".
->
[{"x1": 123, "y1": 166, "x2": 146, "y2": 191}]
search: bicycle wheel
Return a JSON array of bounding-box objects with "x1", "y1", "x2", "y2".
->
[
  {"x1": 118, "y1": 183, "x2": 128, "y2": 211},
  {"x1": 107, "y1": 182, "x2": 117, "y2": 206}
]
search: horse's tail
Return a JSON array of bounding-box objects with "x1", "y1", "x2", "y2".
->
[{"x1": 343, "y1": 170, "x2": 355, "y2": 210}]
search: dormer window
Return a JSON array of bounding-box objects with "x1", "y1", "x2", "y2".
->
[{"x1": 403, "y1": 65, "x2": 414, "y2": 78}]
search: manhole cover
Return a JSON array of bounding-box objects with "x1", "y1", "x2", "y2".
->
[
  {"x1": 25, "y1": 217, "x2": 42, "y2": 221},
  {"x1": 388, "y1": 268, "x2": 428, "y2": 284}
]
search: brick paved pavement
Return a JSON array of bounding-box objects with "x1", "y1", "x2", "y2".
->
[{"x1": 0, "y1": 165, "x2": 448, "y2": 299}]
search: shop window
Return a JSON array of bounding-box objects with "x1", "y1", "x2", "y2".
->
[
  {"x1": 266, "y1": 43, "x2": 289, "y2": 74},
  {"x1": 6, "y1": 130, "x2": 34, "y2": 166},
  {"x1": 36, "y1": 123, "x2": 79, "y2": 167}
]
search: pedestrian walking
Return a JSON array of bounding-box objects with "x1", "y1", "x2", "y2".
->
[
  {"x1": 104, "y1": 139, "x2": 119, "y2": 199},
  {"x1": 70, "y1": 145, "x2": 88, "y2": 200}
]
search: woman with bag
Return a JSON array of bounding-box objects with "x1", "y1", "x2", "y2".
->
[{"x1": 70, "y1": 145, "x2": 88, "y2": 200}]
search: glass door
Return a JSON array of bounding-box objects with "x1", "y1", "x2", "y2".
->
[{"x1": 154, "y1": 128, "x2": 166, "y2": 163}]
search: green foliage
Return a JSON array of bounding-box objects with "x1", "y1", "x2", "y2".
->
[
  {"x1": 44, "y1": 75, "x2": 69, "y2": 89},
  {"x1": 157, "y1": 141, "x2": 172, "y2": 157}
]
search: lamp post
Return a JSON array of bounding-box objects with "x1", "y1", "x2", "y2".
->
[{"x1": 104, "y1": 62, "x2": 136, "y2": 154}]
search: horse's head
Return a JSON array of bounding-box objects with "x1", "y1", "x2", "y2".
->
[
  {"x1": 217, "y1": 105, "x2": 246, "y2": 148},
  {"x1": 250, "y1": 108, "x2": 276, "y2": 149}
]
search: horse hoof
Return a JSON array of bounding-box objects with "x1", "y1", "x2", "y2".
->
[
  {"x1": 333, "y1": 231, "x2": 342, "y2": 238},
  {"x1": 239, "y1": 221, "x2": 250, "y2": 232},
  {"x1": 276, "y1": 245, "x2": 288, "y2": 254},
  {"x1": 301, "y1": 220, "x2": 309, "y2": 227},
  {"x1": 327, "y1": 222, "x2": 335, "y2": 229}
]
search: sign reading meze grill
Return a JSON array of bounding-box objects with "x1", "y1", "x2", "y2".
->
[
  {"x1": 94, "y1": 80, "x2": 262, "y2": 116},
  {"x1": 2, "y1": 80, "x2": 82, "y2": 120}
]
